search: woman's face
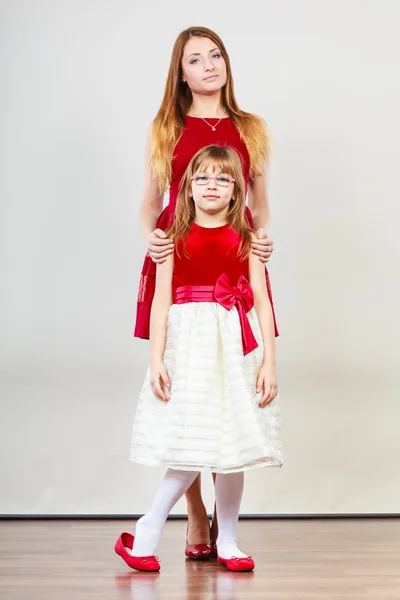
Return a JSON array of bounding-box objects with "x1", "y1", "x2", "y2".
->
[{"x1": 181, "y1": 36, "x2": 227, "y2": 95}]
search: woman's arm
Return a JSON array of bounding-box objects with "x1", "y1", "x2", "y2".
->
[
  {"x1": 139, "y1": 123, "x2": 164, "y2": 240},
  {"x1": 247, "y1": 159, "x2": 271, "y2": 232},
  {"x1": 249, "y1": 235, "x2": 278, "y2": 406},
  {"x1": 149, "y1": 252, "x2": 174, "y2": 401},
  {"x1": 139, "y1": 124, "x2": 174, "y2": 263},
  {"x1": 248, "y1": 158, "x2": 274, "y2": 263}
]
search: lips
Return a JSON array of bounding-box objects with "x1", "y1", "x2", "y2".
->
[
  {"x1": 204, "y1": 74, "x2": 218, "y2": 81},
  {"x1": 204, "y1": 195, "x2": 219, "y2": 199}
]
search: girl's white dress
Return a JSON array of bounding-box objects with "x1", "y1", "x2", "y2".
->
[{"x1": 130, "y1": 223, "x2": 284, "y2": 474}]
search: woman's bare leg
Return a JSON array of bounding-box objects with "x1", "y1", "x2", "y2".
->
[
  {"x1": 210, "y1": 472, "x2": 219, "y2": 544},
  {"x1": 185, "y1": 473, "x2": 211, "y2": 544}
]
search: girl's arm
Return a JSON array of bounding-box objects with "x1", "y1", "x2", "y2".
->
[
  {"x1": 249, "y1": 234, "x2": 278, "y2": 407},
  {"x1": 139, "y1": 123, "x2": 174, "y2": 263},
  {"x1": 149, "y1": 252, "x2": 174, "y2": 401}
]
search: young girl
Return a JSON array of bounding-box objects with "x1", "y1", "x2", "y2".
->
[{"x1": 115, "y1": 145, "x2": 284, "y2": 572}]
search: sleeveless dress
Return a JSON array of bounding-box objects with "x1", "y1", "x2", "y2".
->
[
  {"x1": 134, "y1": 116, "x2": 279, "y2": 340},
  {"x1": 130, "y1": 222, "x2": 284, "y2": 474}
]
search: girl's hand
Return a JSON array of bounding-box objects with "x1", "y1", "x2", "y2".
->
[
  {"x1": 251, "y1": 229, "x2": 273, "y2": 263},
  {"x1": 256, "y1": 363, "x2": 278, "y2": 407},
  {"x1": 147, "y1": 229, "x2": 174, "y2": 264},
  {"x1": 150, "y1": 360, "x2": 171, "y2": 401}
]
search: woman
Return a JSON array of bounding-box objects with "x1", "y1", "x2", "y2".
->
[{"x1": 134, "y1": 26, "x2": 279, "y2": 558}]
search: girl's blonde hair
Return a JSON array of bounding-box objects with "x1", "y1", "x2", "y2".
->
[
  {"x1": 166, "y1": 145, "x2": 253, "y2": 260},
  {"x1": 150, "y1": 26, "x2": 271, "y2": 192}
]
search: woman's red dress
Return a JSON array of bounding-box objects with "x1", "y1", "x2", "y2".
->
[{"x1": 134, "y1": 116, "x2": 279, "y2": 339}]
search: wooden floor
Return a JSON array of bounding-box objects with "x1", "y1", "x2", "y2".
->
[{"x1": 0, "y1": 518, "x2": 399, "y2": 599}]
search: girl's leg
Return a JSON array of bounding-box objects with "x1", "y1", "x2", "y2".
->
[
  {"x1": 132, "y1": 468, "x2": 199, "y2": 556},
  {"x1": 185, "y1": 473, "x2": 211, "y2": 544},
  {"x1": 214, "y1": 471, "x2": 248, "y2": 559}
]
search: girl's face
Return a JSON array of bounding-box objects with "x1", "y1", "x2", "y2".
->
[
  {"x1": 181, "y1": 37, "x2": 227, "y2": 95},
  {"x1": 191, "y1": 165, "x2": 235, "y2": 219}
]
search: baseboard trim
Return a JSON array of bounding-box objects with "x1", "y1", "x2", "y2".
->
[{"x1": 1, "y1": 513, "x2": 399, "y2": 520}]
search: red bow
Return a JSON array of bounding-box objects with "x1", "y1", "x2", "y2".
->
[{"x1": 214, "y1": 273, "x2": 258, "y2": 356}]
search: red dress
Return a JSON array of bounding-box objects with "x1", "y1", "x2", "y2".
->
[
  {"x1": 134, "y1": 116, "x2": 279, "y2": 339},
  {"x1": 130, "y1": 221, "x2": 284, "y2": 473}
]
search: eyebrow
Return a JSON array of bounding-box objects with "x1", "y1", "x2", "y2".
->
[{"x1": 186, "y1": 47, "x2": 219, "y2": 59}]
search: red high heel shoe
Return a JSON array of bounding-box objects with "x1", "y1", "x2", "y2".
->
[
  {"x1": 114, "y1": 532, "x2": 160, "y2": 572},
  {"x1": 185, "y1": 524, "x2": 212, "y2": 559},
  {"x1": 217, "y1": 554, "x2": 255, "y2": 572}
]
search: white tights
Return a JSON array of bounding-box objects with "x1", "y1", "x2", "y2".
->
[
  {"x1": 214, "y1": 470, "x2": 247, "y2": 559},
  {"x1": 131, "y1": 469, "x2": 247, "y2": 559}
]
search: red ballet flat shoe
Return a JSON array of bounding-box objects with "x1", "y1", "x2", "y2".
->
[
  {"x1": 185, "y1": 524, "x2": 212, "y2": 559},
  {"x1": 217, "y1": 554, "x2": 255, "y2": 572},
  {"x1": 114, "y1": 532, "x2": 160, "y2": 572}
]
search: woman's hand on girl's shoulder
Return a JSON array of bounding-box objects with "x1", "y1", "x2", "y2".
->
[
  {"x1": 150, "y1": 360, "x2": 171, "y2": 401},
  {"x1": 256, "y1": 362, "x2": 278, "y2": 407},
  {"x1": 251, "y1": 229, "x2": 274, "y2": 264},
  {"x1": 147, "y1": 228, "x2": 175, "y2": 264}
]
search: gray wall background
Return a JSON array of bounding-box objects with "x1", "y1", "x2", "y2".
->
[{"x1": 1, "y1": 0, "x2": 399, "y2": 515}]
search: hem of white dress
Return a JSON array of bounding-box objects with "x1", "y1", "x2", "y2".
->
[{"x1": 129, "y1": 455, "x2": 284, "y2": 473}]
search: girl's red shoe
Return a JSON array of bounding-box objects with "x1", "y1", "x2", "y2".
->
[
  {"x1": 114, "y1": 532, "x2": 160, "y2": 572},
  {"x1": 217, "y1": 554, "x2": 255, "y2": 572}
]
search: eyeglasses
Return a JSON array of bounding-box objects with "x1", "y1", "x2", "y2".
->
[{"x1": 191, "y1": 174, "x2": 235, "y2": 187}]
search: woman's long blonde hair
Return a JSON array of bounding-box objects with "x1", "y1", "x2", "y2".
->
[
  {"x1": 166, "y1": 145, "x2": 253, "y2": 260},
  {"x1": 151, "y1": 26, "x2": 271, "y2": 192}
]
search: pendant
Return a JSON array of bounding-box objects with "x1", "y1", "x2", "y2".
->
[{"x1": 212, "y1": 127, "x2": 216, "y2": 131}]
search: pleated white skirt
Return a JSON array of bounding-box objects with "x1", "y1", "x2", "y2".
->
[{"x1": 130, "y1": 302, "x2": 284, "y2": 473}]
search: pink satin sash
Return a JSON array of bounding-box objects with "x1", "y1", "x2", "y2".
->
[{"x1": 173, "y1": 273, "x2": 258, "y2": 356}]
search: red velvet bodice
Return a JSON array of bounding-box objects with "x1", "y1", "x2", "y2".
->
[{"x1": 173, "y1": 222, "x2": 249, "y2": 290}]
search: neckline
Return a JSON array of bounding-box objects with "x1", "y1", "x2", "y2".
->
[
  {"x1": 192, "y1": 221, "x2": 230, "y2": 231},
  {"x1": 186, "y1": 115, "x2": 230, "y2": 121}
]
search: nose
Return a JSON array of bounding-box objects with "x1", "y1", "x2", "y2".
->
[
  {"x1": 204, "y1": 57, "x2": 215, "y2": 72},
  {"x1": 207, "y1": 178, "x2": 217, "y2": 189}
]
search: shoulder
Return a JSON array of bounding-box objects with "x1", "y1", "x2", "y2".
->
[
  {"x1": 235, "y1": 112, "x2": 270, "y2": 148},
  {"x1": 239, "y1": 111, "x2": 267, "y2": 127},
  {"x1": 250, "y1": 114, "x2": 269, "y2": 138},
  {"x1": 250, "y1": 112, "x2": 266, "y2": 123}
]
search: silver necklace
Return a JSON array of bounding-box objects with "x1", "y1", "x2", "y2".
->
[{"x1": 190, "y1": 110, "x2": 227, "y2": 131}]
